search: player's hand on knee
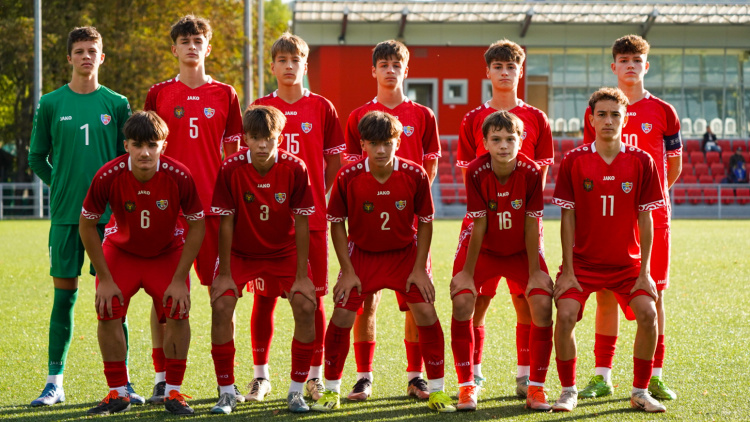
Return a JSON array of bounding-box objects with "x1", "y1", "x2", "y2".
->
[
  {"x1": 450, "y1": 270, "x2": 477, "y2": 299},
  {"x1": 164, "y1": 278, "x2": 191, "y2": 318},
  {"x1": 289, "y1": 275, "x2": 316, "y2": 305},
  {"x1": 407, "y1": 269, "x2": 435, "y2": 304},
  {"x1": 631, "y1": 273, "x2": 658, "y2": 300},
  {"x1": 527, "y1": 270, "x2": 554, "y2": 297},
  {"x1": 210, "y1": 274, "x2": 238, "y2": 305},
  {"x1": 334, "y1": 270, "x2": 361, "y2": 307},
  {"x1": 553, "y1": 272, "x2": 581, "y2": 301},
  {"x1": 95, "y1": 278, "x2": 123, "y2": 319}
]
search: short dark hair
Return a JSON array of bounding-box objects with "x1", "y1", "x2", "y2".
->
[
  {"x1": 67, "y1": 26, "x2": 102, "y2": 56},
  {"x1": 482, "y1": 111, "x2": 524, "y2": 140},
  {"x1": 271, "y1": 32, "x2": 309, "y2": 60},
  {"x1": 611, "y1": 34, "x2": 650, "y2": 60},
  {"x1": 170, "y1": 15, "x2": 212, "y2": 43},
  {"x1": 358, "y1": 111, "x2": 402, "y2": 142},
  {"x1": 588, "y1": 87, "x2": 629, "y2": 113},
  {"x1": 484, "y1": 39, "x2": 525, "y2": 66},
  {"x1": 123, "y1": 111, "x2": 169, "y2": 143},
  {"x1": 243, "y1": 105, "x2": 286, "y2": 139},
  {"x1": 372, "y1": 40, "x2": 409, "y2": 67}
]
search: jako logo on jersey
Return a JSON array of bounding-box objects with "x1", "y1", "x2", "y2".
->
[
  {"x1": 204, "y1": 107, "x2": 215, "y2": 118},
  {"x1": 497, "y1": 192, "x2": 510, "y2": 197},
  {"x1": 511, "y1": 199, "x2": 523, "y2": 210},
  {"x1": 124, "y1": 201, "x2": 136, "y2": 212},
  {"x1": 603, "y1": 176, "x2": 615, "y2": 181},
  {"x1": 275, "y1": 193, "x2": 287, "y2": 204},
  {"x1": 60, "y1": 116, "x2": 72, "y2": 121},
  {"x1": 174, "y1": 106, "x2": 185, "y2": 119},
  {"x1": 257, "y1": 184, "x2": 270, "y2": 188},
  {"x1": 583, "y1": 178, "x2": 594, "y2": 192},
  {"x1": 488, "y1": 200, "x2": 498, "y2": 211},
  {"x1": 301, "y1": 122, "x2": 312, "y2": 133},
  {"x1": 285, "y1": 111, "x2": 297, "y2": 115},
  {"x1": 156, "y1": 200, "x2": 168, "y2": 210},
  {"x1": 642, "y1": 123, "x2": 652, "y2": 134},
  {"x1": 137, "y1": 190, "x2": 150, "y2": 195},
  {"x1": 363, "y1": 201, "x2": 374, "y2": 213},
  {"x1": 377, "y1": 191, "x2": 390, "y2": 195},
  {"x1": 187, "y1": 96, "x2": 200, "y2": 100},
  {"x1": 622, "y1": 181, "x2": 633, "y2": 193},
  {"x1": 101, "y1": 114, "x2": 111, "y2": 125},
  {"x1": 395, "y1": 200, "x2": 407, "y2": 210},
  {"x1": 403, "y1": 126, "x2": 415, "y2": 136},
  {"x1": 244, "y1": 192, "x2": 255, "y2": 203}
]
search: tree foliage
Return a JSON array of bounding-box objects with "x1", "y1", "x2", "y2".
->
[{"x1": 0, "y1": 0, "x2": 291, "y2": 182}]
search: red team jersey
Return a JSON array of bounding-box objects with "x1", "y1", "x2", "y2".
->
[
  {"x1": 82, "y1": 155, "x2": 204, "y2": 258},
  {"x1": 211, "y1": 149, "x2": 314, "y2": 259},
  {"x1": 344, "y1": 98, "x2": 441, "y2": 165},
  {"x1": 465, "y1": 152, "x2": 544, "y2": 256},
  {"x1": 457, "y1": 101, "x2": 554, "y2": 169},
  {"x1": 253, "y1": 89, "x2": 345, "y2": 231},
  {"x1": 144, "y1": 76, "x2": 244, "y2": 214},
  {"x1": 583, "y1": 92, "x2": 681, "y2": 228},
  {"x1": 327, "y1": 157, "x2": 435, "y2": 253},
  {"x1": 552, "y1": 143, "x2": 665, "y2": 269}
]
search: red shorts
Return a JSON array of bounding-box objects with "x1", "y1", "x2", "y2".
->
[
  {"x1": 651, "y1": 227, "x2": 670, "y2": 290},
  {"x1": 395, "y1": 252, "x2": 432, "y2": 312},
  {"x1": 336, "y1": 242, "x2": 430, "y2": 312},
  {"x1": 217, "y1": 253, "x2": 313, "y2": 298},
  {"x1": 181, "y1": 215, "x2": 220, "y2": 286},
  {"x1": 555, "y1": 264, "x2": 652, "y2": 322},
  {"x1": 242, "y1": 230, "x2": 328, "y2": 298},
  {"x1": 96, "y1": 243, "x2": 189, "y2": 321}
]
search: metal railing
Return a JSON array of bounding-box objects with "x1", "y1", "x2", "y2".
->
[{"x1": 0, "y1": 183, "x2": 48, "y2": 219}]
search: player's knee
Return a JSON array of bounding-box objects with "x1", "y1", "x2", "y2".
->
[
  {"x1": 451, "y1": 293, "x2": 475, "y2": 321},
  {"x1": 633, "y1": 305, "x2": 657, "y2": 328},
  {"x1": 293, "y1": 296, "x2": 317, "y2": 317},
  {"x1": 408, "y1": 303, "x2": 438, "y2": 326},
  {"x1": 555, "y1": 306, "x2": 578, "y2": 330}
]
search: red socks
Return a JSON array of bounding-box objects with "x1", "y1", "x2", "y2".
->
[
  {"x1": 324, "y1": 323, "x2": 352, "y2": 381},
  {"x1": 311, "y1": 298, "x2": 326, "y2": 367},
  {"x1": 451, "y1": 318, "x2": 473, "y2": 384},
  {"x1": 211, "y1": 340, "x2": 235, "y2": 386},
  {"x1": 165, "y1": 358, "x2": 187, "y2": 386},
  {"x1": 633, "y1": 357, "x2": 653, "y2": 389},
  {"x1": 291, "y1": 338, "x2": 314, "y2": 383},
  {"x1": 556, "y1": 357, "x2": 577, "y2": 388},
  {"x1": 251, "y1": 295, "x2": 278, "y2": 365},
  {"x1": 529, "y1": 324, "x2": 553, "y2": 384},
  {"x1": 103, "y1": 360, "x2": 128, "y2": 388},
  {"x1": 473, "y1": 325, "x2": 485, "y2": 364},
  {"x1": 404, "y1": 340, "x2": 423, "y2": 373},
  {"x1": 594, "y1": 334, "x2": 617, "y2": 368},
  {"x1": 417, "y1": 321, "x2": 445, "y2": 380},
  {"x1": 653, "y1": 334, "x2": 665, "y2": 369},
  {"x1": 516, "y1": 323, "x2": 531, "y2": 367},
  {"x1": 353, "y1": 341, "x2": 375, "y2": 373},
  {"x1": 152, "y1": 347, "x2": 166, "y2": 373}
]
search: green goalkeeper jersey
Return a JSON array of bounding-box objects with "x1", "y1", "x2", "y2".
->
[{"x1": 29, "y1": 84, "x2": 131, "y2": 224}]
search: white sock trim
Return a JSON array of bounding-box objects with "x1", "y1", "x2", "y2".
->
[
  {"x1": 254, "y1": 364, "x2": 270, "y2": 380},
  {"x1": 325, "y1": 379, "x2": 341, "y2": 393},
  {"x1": 289, "y1": 381, "x2": 305, "y2": 394},
  {"x1": 651, "y1": 367, "x2": 663, "y2": 377},
  {"x1": 307, "y1": 365, "x2": 323, "y2": 381},
  {"x1": 407, "y1": 371, "x2": 422, "y2": 381},
  {"x1": 155, "y1": 372, "x2": 166, "y2": 384},
  {"x1": 356, "y1": 372, "x2": 373, "y2": 382},
  {"x1": 517, "y1": 365, "x2": 531, "y2": 377},
  {"x1": 165, "y1": 384, "x2": 181, "y2": 395},
  {"x1": 428, "y1": 378, "x2": 444, "y2": 393},
  {"x1": 219, "y1": 385, "x2": 235, "y2": 395},
  {"x1": 594, "y1": 367, "x2": 612, "y2": 382},
  {"x1": 47, "y1": 374, "x2": 64, "y2": 386},
  {"x1": 473, "y1": 364, "x2": 483, "y2": 378}
]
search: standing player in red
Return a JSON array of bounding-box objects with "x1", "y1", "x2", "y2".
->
[
  {"x1": 144, "y1": 14, "x2": 244, "y2": 403},
  {"x1": 343, "y1": 40, "x2": 440, "y2": 401},
  {"x1": 80, "y1": 111, "x2": 205, "y2": 416},
  {"x1": 450, "y1": 111, "x2": 553, "y2": 411},
  {"x1": 455, "y1": 39, "x2": 554, "y2": 397},
  {"x1": 551, "y1": 88, "x2": 666, "y2": 413},
  {"x1": 312, "y1": 111, "x2": 454, "y2": 413},
  {"x1": 249, "y1": 33, "x2": 344, "y2": 402},
  {"x1": 209, "y1": 105, "x2": 318, "y2": 414},
  {"x1": 578, "y1": 35, "x2": 681, "y2": 400}
]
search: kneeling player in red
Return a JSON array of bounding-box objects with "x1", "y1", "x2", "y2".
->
[
  {"x1": 311, "y1": 111, "x2": 454, "y2": 413},
  {"x1": 551, "y1": 88, "x2": 666, "y2": 413},
  {"x1": 209, "y1": 105, "x2": 317, "y2": 414},
  {"x1": 451, "y1": 111, "x2": 553, "y2": 411},
  {"x1": 80, "y1": 111, "x2": 205, "y2": 416}
]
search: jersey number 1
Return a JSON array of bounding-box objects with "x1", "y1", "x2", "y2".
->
[{"x1": 80, "y1": 124, "x2": 89, "y2": 146}]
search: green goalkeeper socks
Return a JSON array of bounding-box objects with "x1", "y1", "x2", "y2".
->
[
  {"x1": 48, "y1": 287, "x2": 77, "y2": 376},
  {"x1": 122, "y1": 316, "x2": 129, "y2": 367}
]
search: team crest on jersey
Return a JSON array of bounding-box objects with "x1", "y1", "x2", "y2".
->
[
  {"x1": 244, "y1": 192, "x2": 255, "y2": 203},
  {"x1": 124, "y1": 201, "x2": 136, "y2": 212},
  {"x1": 583, "y1": 178, "x2": 594, "y2": 192},
  {"x1": 641, "y1": 123, "x2": 652, "y2": 134},
  {"x1": 204, "y1": 107, "x2": 215, "y2": 118},
  {"x1": 395, "y1": 200, "x2": 407, "y2": 210},
  {"x1": 174, "y1": 106, "x2": 185, "y2": 119},
  {"x1": 521, "y1": 131, "x2": 527, "y2": 140},
  {"x1": 488, "y1": 200, "x2": 497, "y2": 211},
  {"x1": 363, "y1": 201, "x2": 374, "y2": 213},
  {"x1": 511, "y1": 199, "x2": 523, "y2": 210},
  {"x1": 156, "y1": 200, "x2": 168, "y2": 210},
  {"x1": 100, "y1": 114, "x2": 111, "y2": 125},
  {"x1": 404, "y1": 126, "x2": 415, "y2": 137},
  {"x1": 275, "y1": 193, "x2": 287, "y2": 204},
  {"x1": 301, "y1": 122, "x2": 313, "y2": 133},
  {"x1": 622, "y1": 181, "x2": 633, "y2": 193}
]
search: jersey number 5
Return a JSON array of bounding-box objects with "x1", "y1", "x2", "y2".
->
[{"x1": 189, "y1": 118, "x2": 199, "y2": 139}]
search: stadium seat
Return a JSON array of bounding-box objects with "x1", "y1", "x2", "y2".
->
[
  {"x1": 717, "y1": 139, "x2": 731, "y2": 152},
  {"x1": 543, "y1": 186, "x2": 554, "y2": 205},
  {"x1": 684, "y1": 139, "x2": 701, "y2": 153},
  {"x1": 554, "y1": 118, "x2": 567, "y2": 133},
  {"x1": 561, "y1": 139, "x2": 575, "y2": 152},
  {"x1": 682, "y1": 174, "x2": 697, "y2": 184},
  {"x1": 698, "y1": 175, "x2": 713, "y2": 184},
  {"x1": 693, "y1": 118, "x2": 707, "y2": 135},
  {"x1": 721, "y1": 188, "x2": 735, "y2": 205},
  {"x1": 743, "y1": 151, "x2": 750, "y2": 163},
  {"x1": 709, "y1": 118, "x2": 723, "y2": 136},
  {"x1": 694, "y1": 163, "x2": 709, "y2": 177},
  {"x1": 551, "y1": 163, "x2": 561, "y2": 180},
  {"x1": 440, "y1": 187, "x2": 456, "y2": 204},
  {"x1": 440, "y1": 138, "x2": 450, "y2": 152},
  {"x1": 713, "y1": 174, "x2": 725, "y2": 184},
  {"x1": 732, "y1": 139, "x2": 749, "y2": 152},
  {"x1": 725, "y1": 118, "x2": 737, "y2": 137},
  {"x1": 703, "y1": 187, "x2": 718, "y2": 205},
  {"x1": 689, "y1": 151, "x2": 704, "y2": 164},
  {"x1": 722, "y1": 152, "x2": 732, "y2": 167},
  {"x1": 455, "y1": 170, "x2": 464, "y2": 184},
  {"x1": 705, "y1": 151, "x2": 720, "y2": 165},
  {"x1": 568, "y1": 117, "x2": 581, "y2": 133},
  {"x1": 672, "y1": 188, "x2": 686, "y2": 205},
  {"x1": 736, "y1": 188, "x2": 750, "y2": 205},
  {"x1": 710, "y1": 162, "x2": 725, "y2": 176},
  {"x1": 680, "y1": 118, "x2": 693, "y2": 137},
  {"x1": 457, "y1": 187, "x2": 467, "y2": 204},
  {"x1": 438, "y1": 174, "x2": 452, "y2": 184},
  {"x1": 687, "y1": 188, "x2": 702, "y2": 205}
]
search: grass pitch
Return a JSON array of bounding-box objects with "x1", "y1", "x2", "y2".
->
[{"x1": 0, "y1": 219, "x2": 749, "y2": 421}]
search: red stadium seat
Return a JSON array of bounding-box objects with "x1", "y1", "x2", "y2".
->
[
  {"x1": 713, "y1": 174, "x2": 725, "y2": 184},
  {"x1": 689, "y1": 151, "x2": 704, "y2": 164},
  {"x1": 455, "y1": 170, "x2": 464, "y2": 184},
  {"x1": 438, "y1": 162, "x2": 452, "y2": 175},
  {"x1": 682, "y1": 174, "x2": 697, "y2": 184},
  {"x1": 703, "y1": 187, "x2": 718, "y2": 205},
  {"x1": 681, "y1": 162, "x2": 694, "y2": 176},
  {"x1": 721, "y1": 188, "x2": 735, "y2": 205},
  {"x1": 736, "y1": 188, "x2": 750, "y2": 205},
  {"x1": 698, "y1": 175, "x2": 713, "y2": 184},
  {"x1": 694, "y1": 163, "x2": 709, "y2": 177},
  {"x1": 743, "y1": 151, "x2": 750, "y2": 163},
  {"x1": 438, "y1": 174, "x2": 452, "y2": 184},
  {"x1": 457, "y1": 187, "x2": 467, "y2": 204},
  {"x1": 722, "y1": 152, "x2": 732, "y2": 167},
  {"x1": 543, "y1": 186, "x2": 554, "y2": 205},
  {"x1": 672, "y1": 188, "x2": 686, "y2": 205},
  {"x1": 731, "y1": 139, "x2": 748, "y2": 152},
  {"x1": 440, "y1": 187, "x2": 456, "y2": 204},
  {"x1": 684, "y1": 139, "x2": 701, "y2": 153},
  {"x1": 705, "y1": 151, "x2": 720, "y2": 165},
  {"x1": 687, "y1": 188, "x2": 702, "y2": 205},
  {"x1": 440, "y1": 138, "x2": 450, "y2": 151},
  {"x1": 710, "y1": 162, "x2": 725, "y2": 177},
  {"x1": 717, "y1": 139, "x2": 731, "y2": 152},
  {"x1": 561, "y1": 139, "x2": 575, "y2": 152}
]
